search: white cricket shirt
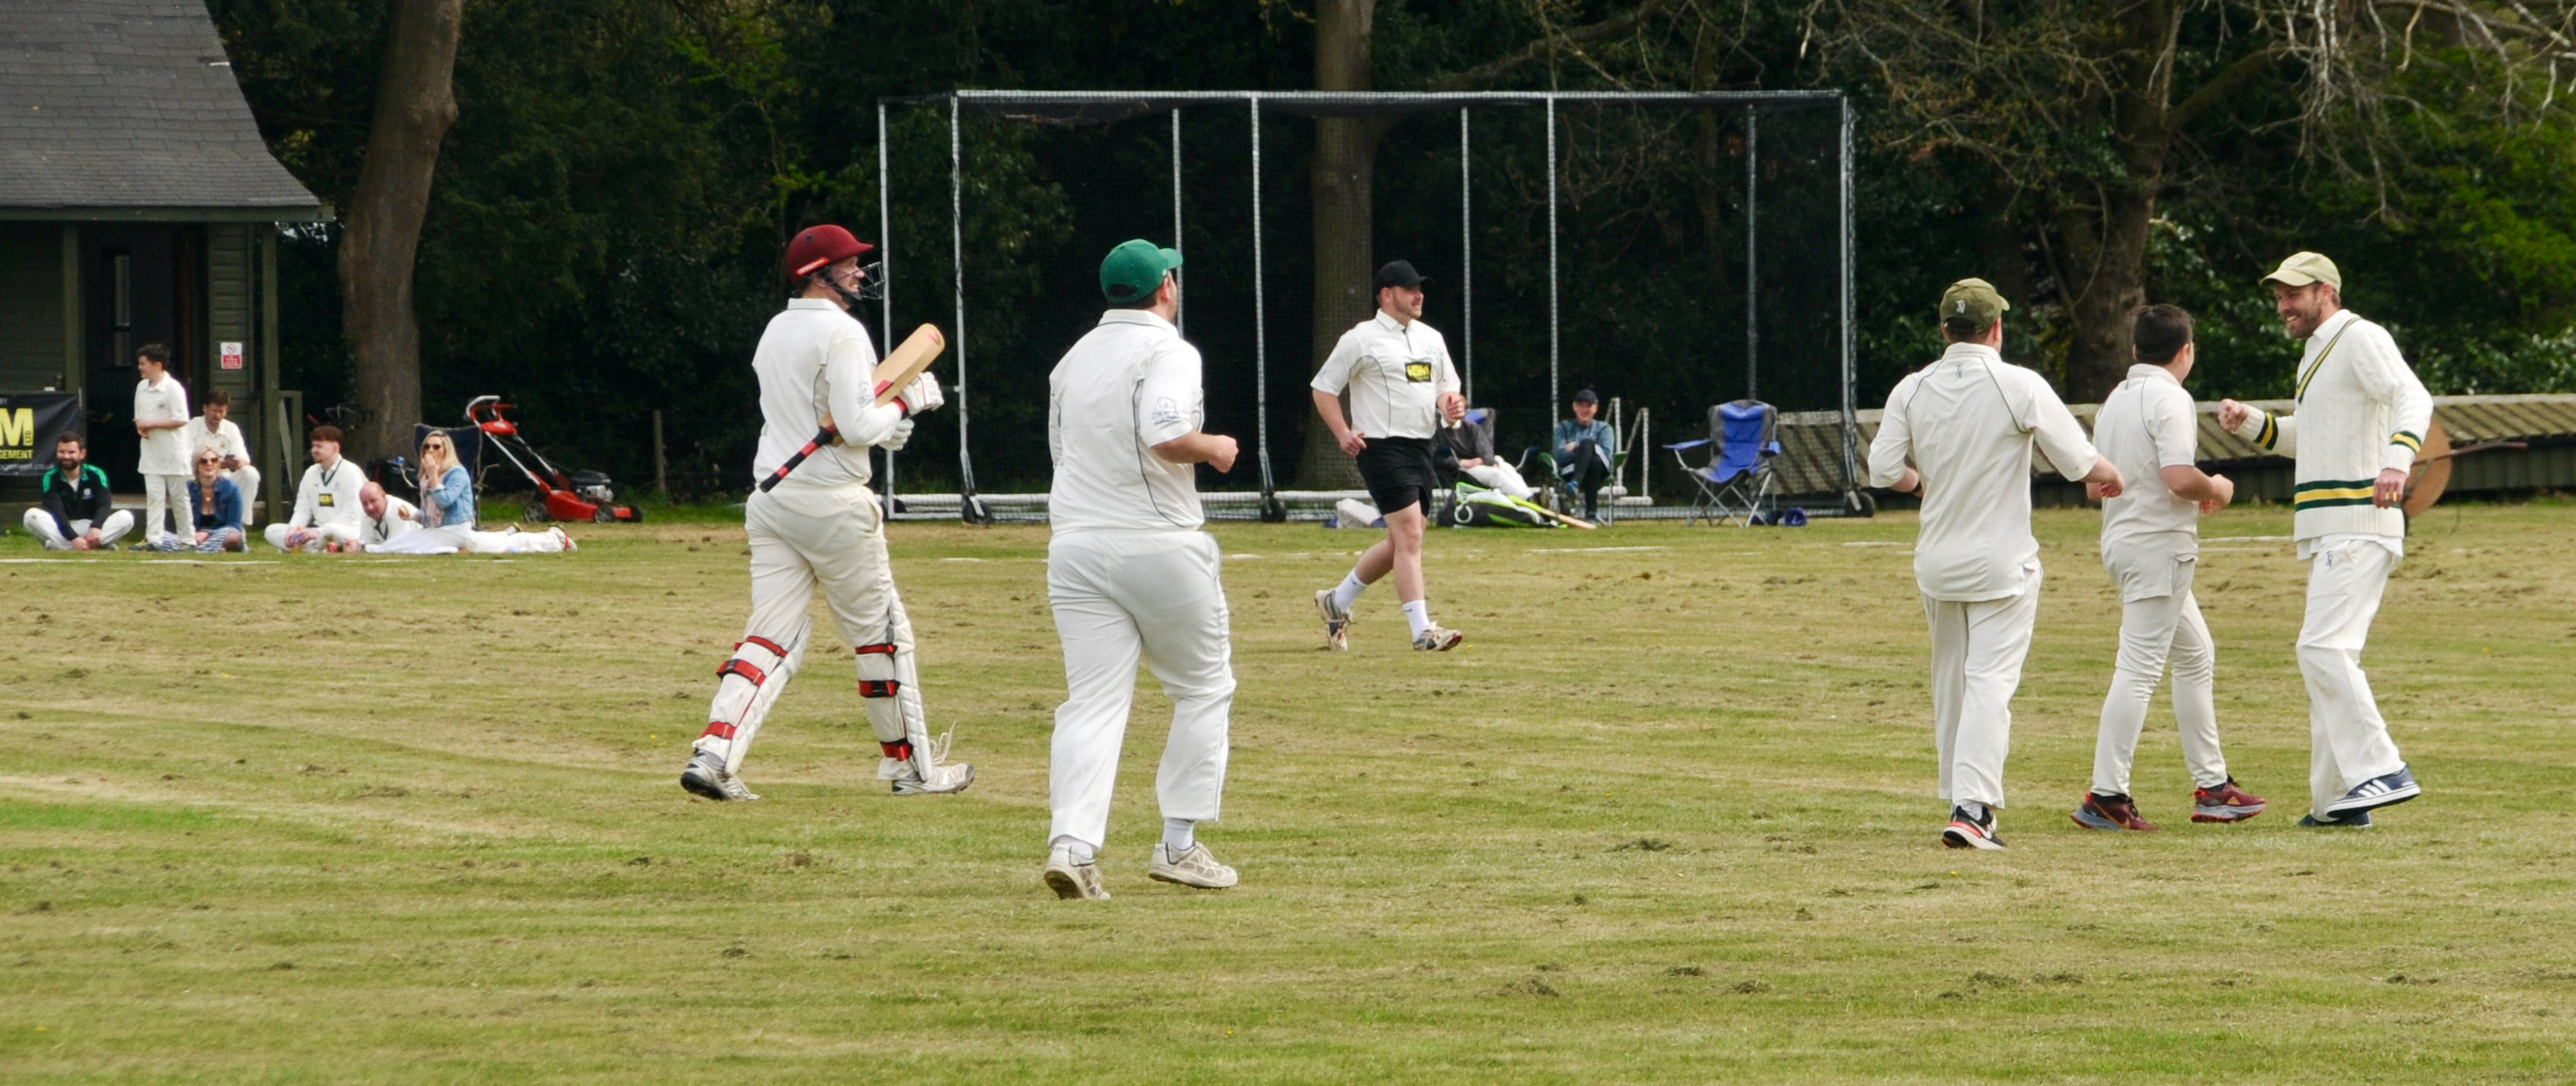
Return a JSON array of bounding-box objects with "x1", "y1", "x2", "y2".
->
[
  {"x1": 189, "y1": 416, "x2": 250, "y2": 465},
  {"x1": 134, "y1": 375, "x2": 191, "y2": 475},
  {"x1": 1868, "y1": 343, "x2": 2100, "y2": 602},
  {"x1": 360, "y1": 496, "x2": 422, "y2": 545},
  {"x1": 749, "y1": 298, "x2": 903, "y2": 490},
  {"x1": 287, "y1": 458, "x2": 368, "y2": 530},
  {"x1": 1309, "y1": 312, "x2": 1460, "y2": 439},
  {"x1": 2095, "y1": 363, "x2": 2203, "y2": 547},
  {"x1": 1048, "y1": 309, "x2": 1206, "y2": 533}
]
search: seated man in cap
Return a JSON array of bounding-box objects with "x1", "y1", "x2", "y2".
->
[{"x1": 1551, "y1": 389, "x2": 1617, "y2": 521}]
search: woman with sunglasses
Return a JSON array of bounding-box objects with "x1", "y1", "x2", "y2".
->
[{"x1": 152, "y1": 448, "x2": 246, "y2": 552}]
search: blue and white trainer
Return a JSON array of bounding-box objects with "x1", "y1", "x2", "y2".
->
[
  {"x1": 2324, "y1": 764, "x2": 2420, "y2": 817},
  {"x1": 1941, "y1": 806, "x2": 2006, "y2": 850}
]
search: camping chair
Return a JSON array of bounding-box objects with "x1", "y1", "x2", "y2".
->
[
  {"x1": 1432, "y1": 409, "x2": 1503, "y2": 526},
  {"x1": 402, "y1": 422, "x2": 486, "y2": 498},
  {"x1": 1665, "y1": 399, "x2": 1780, "y2": 526},
  {"x1": 1523, "y1": 425, "x2": 1628, "y2": 524}
]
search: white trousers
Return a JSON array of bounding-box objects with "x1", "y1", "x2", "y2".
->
[
  {"x1": 1048, "y1": 529, "x2": 1235, "y2": 850},
  {"x1": 22, "y1": 509, "x2": 134, "y2": 547},
  {"x1": 365, "y1": 526, "x2": 568, "y2": 555},
  {"x1": 222, "y1": 466, "x2": 263, "y2": 525},
  {"x1": 694, "y1": 481, "x2": 926, "y2": 776},
  {"x1": 2093, "y1": 551, "x2": 2227, "y2": 796},
  {"x1": 1923, "y1": 564, "x2": 2042, "y2": 809},
  {"x1": 263, "y1": 522, "x2": 361, "y2": 552},
  {"x1": 1464, "y1": 463, "x2": 1536, "y2": 499},
  {"x1": 2298, "y1": 539, "x2": 2406, "y2": 814},
  {"x1": 142, "y1": 473, "x2": 189, "y2": 544}
]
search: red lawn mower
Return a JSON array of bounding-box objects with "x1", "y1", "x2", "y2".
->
[{"x1": 467, "y1": 396, "x2": 645, "y2": 524}]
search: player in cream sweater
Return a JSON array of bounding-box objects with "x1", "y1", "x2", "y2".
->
[{"x1": 2219, "y1": 252, "x2": 2432, "y2": 828}]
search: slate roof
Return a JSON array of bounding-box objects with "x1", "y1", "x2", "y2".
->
[{"x1": 0, "y1": 0, "x2": 322, "y2": 214}]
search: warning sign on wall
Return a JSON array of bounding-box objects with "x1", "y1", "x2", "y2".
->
[{"x1": 221, "y1": 341, "x2": 245, "y2": 371}]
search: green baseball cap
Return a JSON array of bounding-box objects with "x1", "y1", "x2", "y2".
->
[
  {"x1": 2262, "y1": 251, "x2": 2342, "y2": 292},
  {"x1": 1100, "y1": 239, "x2": 1183, "y2": 304},
  {"x1": 1938, "y1": 278, "x2": 2011, "y2": 330}
]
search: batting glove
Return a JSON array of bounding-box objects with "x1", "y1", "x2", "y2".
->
[
  {"x1": 883, "y1": 417, "x2": 916, "y2": 450},
  {"x1": 896, "y1": 372, "x2": 945, "y2": 416}
]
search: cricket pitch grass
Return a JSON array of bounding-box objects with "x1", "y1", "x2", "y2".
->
[{"x1": 5, "y1": 503, "x2": 2574, "y2": 1082}]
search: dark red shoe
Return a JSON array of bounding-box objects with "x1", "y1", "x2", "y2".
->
[
  {"x1": 2192, "y1": 778, "x2": 2267, "y2": 823},
  {"x1": 2070, "y1": 791, "x2": 2160, "y2": 831}
]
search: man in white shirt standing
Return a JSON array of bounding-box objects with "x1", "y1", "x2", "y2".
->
[
  {"x1": 189, "y1": 388, "x2": 261, "y2": 527},
  {"x1": 263, "y1": 425, "x2": 369, "y2": 551},
  {"x1": 2219, "y1": 252, "x2": 2431, "y2": 827},
  {"x1": 1309, "y1": 261, "x2": 1468, "y2": 652},
  {"x1": 1039, "y1": 239, "x2": 1243, "y2": 900},
  {"x1": 679, "y1": 224, "x2": 970, "y2": 804},
  {"x1": 1869, "y1": 279, "x2": 2125, "y2": 849},
  {"x1": 132, "y1": 344, "x2": 192, "y2": 548},
  {"x1": 2076, "y1": 304, "x2": 2268, "y2": 833}
]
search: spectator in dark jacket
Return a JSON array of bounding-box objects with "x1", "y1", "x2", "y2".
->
[
  {"x1": 1551, "y1": 389, "x2": 1618, "y2": 520},
  {"x1": 22, "y1": 433, "x2": 131, "y2": 550}
]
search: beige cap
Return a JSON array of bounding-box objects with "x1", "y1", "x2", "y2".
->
[
  {"x1": 1938, "y1": 278, "x2": 2011, "y2": 330},
  {"x1": 2262, "y1": 251, "x2": 2342, "y2": 291}
]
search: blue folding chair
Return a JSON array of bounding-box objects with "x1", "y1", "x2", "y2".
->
[{"x1": 1665, "y1": 399, "x2": 1780, "y2": 526}]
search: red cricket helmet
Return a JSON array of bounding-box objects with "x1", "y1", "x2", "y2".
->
[{"x1": 785, "y1": 224, "x2": 874, "y2": 279}]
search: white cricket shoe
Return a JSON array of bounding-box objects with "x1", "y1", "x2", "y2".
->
[
  {"x1": 1412, "y1": 623, "x2": 1465, "y2": 651},
  {"x1": 1043, "y1": 843, "x2": 1110, "y2": 900},
  {"x1": 1148, "y1": 841, "x2": 1238, "y2": 890},
  {"x1": 680, "y1": 748, "x2": 759, "y2": 801},
  {"x1": 1315, "y1": 589, "x2": 1352, "y2": 651},
  {"x1": 885, "y1": 730, "x2": 975, "y2": 795}
]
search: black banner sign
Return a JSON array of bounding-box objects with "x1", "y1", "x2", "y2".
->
[{"x1": 0, "y1": 392, "x2": 85, "y2": 476}]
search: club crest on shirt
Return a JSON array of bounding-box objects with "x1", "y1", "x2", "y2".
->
[
  {"x1": 1404, "y1": 360, "x2": 1433, "y2": 382},
  {"x1": 1150, "y1": 396, "x2": 1183, "y2": 426},
  {"x1": 319, "y1": 494, "x2": 334, "y2": 506}
]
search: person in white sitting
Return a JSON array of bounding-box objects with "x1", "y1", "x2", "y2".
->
[
  {"x1": 189, "y1": 388, "x2": 261, "y2": 527},
  {"x1": 365, "y1": 431, "x2": 573, "y2": 555},
  {"x1": 355, "y1": 481, "x2": 420, "y2": 547},
  {"x1": 263, "y1": 424, "x2": 368, "y2": 552}
]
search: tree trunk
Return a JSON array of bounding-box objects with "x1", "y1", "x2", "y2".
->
[
  {"x1": 2053, "y1": 0, "x2": 2181, "y2": 401},
  {"x1": 340, "y1": 0, "x2": 463, "y2": 462},
  {"x1": 1299, "y1": 0, "x2": 1384, "y2": 489}
]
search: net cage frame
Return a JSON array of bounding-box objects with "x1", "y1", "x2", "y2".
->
[{"x1": 872, "y1": 88, "x2": 1861, "y2": 522}]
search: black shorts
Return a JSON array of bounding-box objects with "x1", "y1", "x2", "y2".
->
[{"x1": 1357, "y1": 436, "x2": 1439, "y2": 516}]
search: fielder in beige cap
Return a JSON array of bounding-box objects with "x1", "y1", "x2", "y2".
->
[
  {"x1": 1869, "y1": 277, "x2": 2123, "y2": 850},
  {"x1": 2219, "y1": 251, "x2": 2433, "y2": 826}
]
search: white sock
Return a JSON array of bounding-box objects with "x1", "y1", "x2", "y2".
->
[
  {"x1": 1330, "y1": 571, "x2": 1367, "y2": 612},
  {"x1": 1956, "y1": 800, "x2": 1988, "y2": 822},
  {"x1": 1051, "y1": 835, "x2": 1096, "y2": 864},
  {"x1": 1402, "y1": 599, "x2": 1432, "y2": 637},
  {"x1": 1162, "y1": 817, "x2": 1196, "y2": 855}
]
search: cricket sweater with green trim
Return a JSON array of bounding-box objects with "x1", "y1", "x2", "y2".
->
[{"x1": 2225, "y1": 309, "x2": 2431, "y2": 542}]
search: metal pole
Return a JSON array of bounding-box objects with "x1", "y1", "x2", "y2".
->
[
  {"x1": 1251, "y1": 95, "x2": 1274, "y2": 502},
  {"x1": 950, "y1": 96, "x2": 976, "y2": 504},
  {"x1": 1460, "y1": 107, "x2": 1473, "y2": 405},
  {"x1": 1546, "y1": 96, "x2": 1560, "y2": 424},
  {"x1": 1744, "y1": 104, "x2": 1759, "y2": 404},
  {"x1": 878, "y1": 99, "x2": 897, "y2": 517},
  {"x1": 1838, "y1": 95, "x2": 1861, "y2": 508},
  {"x1": 1172, "y1": 108, "x2": 1185, "y2": 333}
]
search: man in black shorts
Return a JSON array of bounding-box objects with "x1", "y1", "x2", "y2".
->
[{"x1": 1309, "y1": 260, "x2": 1468, "y2": 651}]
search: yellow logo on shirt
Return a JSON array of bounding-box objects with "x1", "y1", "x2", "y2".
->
[
  {"x1": 319, "y1": 494, "x2": 335, "y2": 506},
  {"x1": 1404, "y1": 361, "x2": 1433, "y2": 383}
]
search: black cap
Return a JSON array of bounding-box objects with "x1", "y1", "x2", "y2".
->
[
  {"x1": 1374, "y1": 261, "x2": 1429, "y2": 291},
  {"x1": 1573, "y1": 388, "x2": 1599, "y2": 404}
]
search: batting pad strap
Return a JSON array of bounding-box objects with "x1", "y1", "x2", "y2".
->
[
  {"x1": 741, "y1": 635, "x2": 791, "y2": 659},
  {"x1": 718, "y1": 658, "x2": 770, "y2": 686},
  {"x1": 859, "y1": 679, "x2": 901, "y2": 698},
  {"x1": 880, "y1": 739, "x2": 915, "y2": 760},
  {"x1": 701, "y1": 721, "x2": 739, "y2": 740},
  {"x1": 853, "y1": 642, "x2": 899, "y2": 656}
]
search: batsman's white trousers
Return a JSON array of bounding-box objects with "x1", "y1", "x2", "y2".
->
[
  {"x1": 2093, "y1": 547, "x2": 2228, "y2": 796},
  {"x1": 142, "y1": 473, "x2": 189, "y2": 545},
  {"x1": 22, "y1": 509, "x2": 134, "y2": 547},
  {"x1": 695, "y1": 480, "x2": 925, "y2": 775},
  {"x1": 1047, "y1": 529, "x2": 1234, "y2": 851},
  {"x1": 1923, "y1": 563, "x2": 2042, "y2": 809},
  {"x1": 263, "y1": 522, "x2": 361, "y2": 552},
  {"x1": 2298, "y1": 539, "x2": 2406, "y2": 815}
]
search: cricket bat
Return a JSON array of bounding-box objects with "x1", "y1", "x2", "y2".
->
[
  {"x1": 758, "y1": 323, "x2": 948, "y2": 493},
  {"x1": 1529, "y1": 504, "x2": 1597, "y2": 530}
]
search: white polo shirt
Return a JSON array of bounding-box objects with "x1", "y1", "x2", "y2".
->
[
  {"x1": 1048, "y1": 309, "x2": 1205, "y2": 533},
  {"x1": 2095, "y1": 363, "x2": 2203, "y2": 547},
  {"x1": 288, "y1": 458, "x2": 368, "y2": 530},
  {"x1": 749, "y1": 298, "x2": 903, "y2": 490},
  {"x1": 1310, "y1": 312, "x2": 1460, "y2": 439},
  {"x1": 190, "y1": 416, "x2": 250, "y2": 466},
  {"x1": 1868, "y1": 343, "x2": 2100, "y2": 602},
  {"x1": 134, "y1": 374, "x2": 191, "y2": 475},
  {"x1": 360, "y1": 496, "x2": 422, "y2": 545}
]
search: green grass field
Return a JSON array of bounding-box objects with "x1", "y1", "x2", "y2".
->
[{"x1": 6, "y1": 503, "x2": 2575, "y2": 1082}]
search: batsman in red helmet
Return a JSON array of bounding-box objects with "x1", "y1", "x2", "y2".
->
[{"x1": 680, "y1": 224, "x2": 974, "y2": 801}]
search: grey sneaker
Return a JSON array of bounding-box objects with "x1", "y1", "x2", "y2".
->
[
  {"x1": 1412, "y1": 623, "x2": 1464, "y2": 651},
  {"x1": 886, "y1": 730, "x2": 974, "y2": 795},
  {"x1": 680, "y1": 748, "x2": 759, "y2": 801},
  {"x1": 1148, "y1": 841, "x2": 1239, "y2": 890},
  {"x1": 1043, "y1": 844, "x2": 1109, "y2": 900},
  {"x1": 1315, "y1": 589, "x2": 1352, "y2": 651}
]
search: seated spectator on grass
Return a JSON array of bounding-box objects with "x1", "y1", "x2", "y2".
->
[
  {"x1": 365, "y1": 431, "x2": 574, "y2": 555},
  {"x1": 1438, "y1": 406, "x2": 1536, "y2": 498},
  {"x1": 1551, "y1": 388, "x2": 1617, "y2": 520},
  {"x1": 153, "y1": 448, "x2": 245, "y2": 552},
  {"x1": 188, "y1": 389, "x2": 260, "y2": 525},
  {"x1": 24, "y1": 432, "x2": 131, "y2": 550},
  {"x1": 355, "y1": 481, "x2": 421, "y2": 548},
  {"x1": 263, "y1": 425, "x2": 367, "y2": 553},
  {"x1": 417, "y1": 430, "x2": 474, "y2": 530}
]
